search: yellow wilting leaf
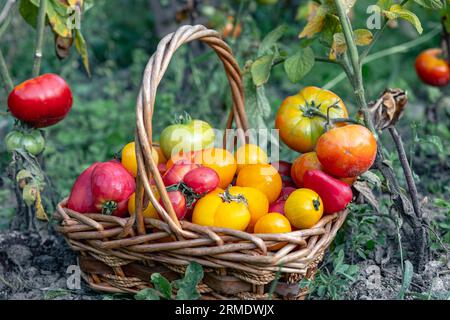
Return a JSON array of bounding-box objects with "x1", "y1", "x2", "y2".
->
[
  {"x1": 329, "y1": 32, "x2": 346, "y2": 60},
  {"x1": 354, "y1": 29, "x2": 373, "y2": 46},
  {"x1": 35, "y1": 190, "x2": 49, "y2": 221},
  {"x1": 384, "y1": 4, "x2": 423, "y2": 34},
  {"x1": 298, "y1": 5, "x2": 328, "y2": 39}
]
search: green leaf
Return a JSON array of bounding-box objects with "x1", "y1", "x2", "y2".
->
[
  {"x1": 319, "y1": 14, "x2": 341, "y2": 47},
  {"x1": 284, "y1": 47, "x2": 314, "y2": 83},
  {"x1": 354, "y1": 29, "x2": 373, "y2": 46},
  {"x1": 75, "y1": 29, "x2": 91, "y2": 76},
  {"x1": 414, "y1": 0, "x2": 444, "y2": 9},
  {"x1": 135, "y1": 288, "x2": 160, "y2": 300},
  {"x1": 424, "y1": 135, "x2": 444, "y2": 153},
  {"x1": 173, "y1": 262, "x2": 204, "y2": 300},
  {"x1": 398, "y1": 260, "x2": 414, "y2": 299},
  {"x1": 244, "y1": 74, "x2": 271, "y2": 130},
  {"x1": 385, "y1": 5, "x2": 423, "y2": 34},
  {"x1": 19, "y1": 0, "x2": 39, "y2": 28},
  {"x1": 151, "y1": 273, "x2": 172, "y2": 300},
  {"x1": 251, "y1": 54, "x2": 275, "y2": 86},
  {"x1": 259, "y1": 25, "x2": 288, "y2": 55},
  {"x1": 377, "y1": 0, "x2": 394, "y2": 10},
  {"x1": 22, "y1": 184, "x2": 37, "y2": 206}
]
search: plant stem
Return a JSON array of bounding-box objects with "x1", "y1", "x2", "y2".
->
[
  {"x1": 0, "y1": 48, "x2": 13, "y2": 92},
  {"x1": 32, "y1": 0, "x2": 47, "y2": 77},
  {"x1": 334, "y1": 0, "x2": 376, "y2": 134},
  {"x1": 389, "y1": 127, "x2": 422, "y2": 219}
]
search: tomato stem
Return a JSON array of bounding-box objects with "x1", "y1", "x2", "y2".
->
[
  {"x1": 220, "y1": 186, "x2": 248, "y2": 206},
  {"x1": 102, "y1": 201, "x2": 118, "y2": 215}
]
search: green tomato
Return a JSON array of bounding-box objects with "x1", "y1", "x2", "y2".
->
[
  {"x1": 159, "y1": 119, "x2": 215, "y2": 159},
  {"x1": 5, "y1": 131, "x2": 24, "y2": 152},
  {"x1": 22, "y1": 130, "x2": 45, "y2": 155}
]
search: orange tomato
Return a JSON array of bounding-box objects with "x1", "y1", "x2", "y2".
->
[
  {"x1": 228, "y1": 186, "x2": 269, "y2": 232},
  {"x1": 284, "y1": 188, "x2": 323, "y2": 229},
  {"x1": 236, "y1": 164, "x2": 282, "y2": 204},
  {"x1": 194, "y1": 148, "x2": 237, "y2": 189},
  {"x1": 291, "y1": 152, "x2": 323, "y2": 187},
  {"x1": 235, "y1": 144, "x2": 269, "y2": 172},
  {"x1": 291, "y1": 151, "x2": 358, "y2": 187},
  {"x1": 316, "y1": 124, "x2": 377, "y2": 178},
  {"x1": 254, "y1": 213, "x2": 292, "y2": 234},
  {"x1": 275, "y1": 86, "x2": 348, "y2": 153},
  {"x1": 121, "y1": 141, "x2": 159, "y2": 177}
]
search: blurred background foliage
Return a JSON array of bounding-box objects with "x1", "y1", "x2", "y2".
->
[{"x1": 0, "y1": 0, "x2": 448, "y2": 235}]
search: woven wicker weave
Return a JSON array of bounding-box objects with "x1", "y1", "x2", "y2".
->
[{"x1": 55, "y1": 25, "x2": 348, "y2": 300}]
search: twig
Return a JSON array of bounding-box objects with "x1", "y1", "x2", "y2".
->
[
  {"x1": 388, "y1": 127, "x2": 422, "y2": 219},
  {"x1": 0, "y1": 48, "x2": 13, "y2": 92},
  {"x1": 0, "y1": 0, "x2": 15, "y2": 25},
  {"x1": 32, "y1": 0, "x2": 47, "y2": 77}
]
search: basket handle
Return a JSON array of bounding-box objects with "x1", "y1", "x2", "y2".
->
[{"x1": 134, "y1": 25, "x2": 249, "y2": 237}]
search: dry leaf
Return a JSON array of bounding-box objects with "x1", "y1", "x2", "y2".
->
[
  {"x1": 35, "y1": 190, "x2": 49, "y2": 221},
  {"x1": 299, "y1": 5, "x2": 327, "y2": 39},
  {"x1": 55, "y1": 35, "x2": 74, "y2": 59},
  {"x1": 365, "y1": 88, "x2": 408, "y2": 130},
  {"x1": 329, "y1": 32, "x2": 346, "y2": 59},
  {"x1": 354, "y1": 29, "x2": 373, "y2": 46},
  {"x1": 353, "y1": 180, "x2": 380, "y2": 212}
]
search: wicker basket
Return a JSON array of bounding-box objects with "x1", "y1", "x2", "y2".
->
[{"x1": 54, "y1": 25, "x2": 348, "y2": 300}]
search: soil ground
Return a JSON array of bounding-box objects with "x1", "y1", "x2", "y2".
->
[{"x1": 1, "y1": 228, "x2": 449, "y2": 300}]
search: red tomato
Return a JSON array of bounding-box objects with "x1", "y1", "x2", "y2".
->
[
  {"x1": 183, "y1": 167, "x2": 220, "y2": 195},
  {"x1": 280, "y1": 187, "x2": 296, "y2": 200},
  {"x1": 268, "y1": 200, "x2": 286, "y2": 215},
  {"x1": 67, "y1": 162, "x2": 100, "y2": 213},
  {"x1": 8, "y1": 74, "x2": 73, "y2": 128},
  {"x1": 91, "y1": 161, "x2": 136, "y2": 217},
  {"x1": 160, "y1": 190, "x2": 188, "y2": 220},
  {"x1": 162, "y1": 162, "x2": 199, "y2": 186},
  {"x1": 415, "y1": 49, "x2": 449, "y2": 87},
  {"x1": 271, "y1": 161, "x2": 292, "y2": 177}
]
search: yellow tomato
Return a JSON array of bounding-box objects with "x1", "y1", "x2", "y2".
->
[
  {"x1": 192, "y1": 192, "x2": 223, "y2": 227},
  {"x1": 228, "y1": 186, "x2": 269, "y2": 232},
  {"x1": 128, "y1": 189, "x2": 160, "y2": 219},
  {"x1": 214, "y1": 201, "x2": 251, "y2": 231},
  {"x1": 236, "y1": 164, "x2": 282, "y2": 204},
  {"x1": 284, "y1": 188, "x2": 323, "y2": 229},
  {"x1": 235, "y1": 144, "x2": 269, "y2": 172},
  {"x1": 194, "y1": 148, "x2": 237, "y2": 189},
  {"x1": 121, "y1": 141, "x2": 159, "y2": 177},
  {"x1": 192, "y1": 188, "x2": 250, "y2": 231},
  {"x1": 254, "y1": 213, "x2": 292, "y2": 234}
]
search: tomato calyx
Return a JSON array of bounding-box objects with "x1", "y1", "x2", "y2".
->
[
  {"x1": 102, "y1": 200, "x2": 119, "y2": 215},
  {"x1": 312, "y1": 197, "x2": 321, "y2": 211},
  {"x1": 219, "y1": 186, "x2": 248, "y2": 206},
  {"x1": 166, "y1": 182, "x2": 200, "y2": 209},
  {"x1": 174, "y1": 111, "x2": 193, "y2": 125}
]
